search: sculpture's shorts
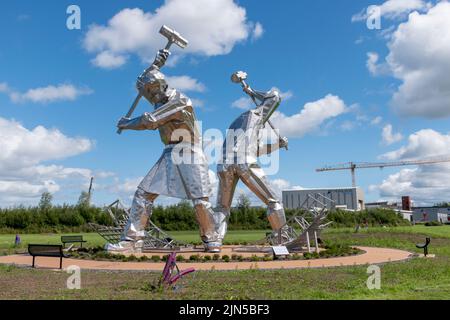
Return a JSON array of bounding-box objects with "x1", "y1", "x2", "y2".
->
[{"x1": 139, "y1": 142, "x2": 212, "y2": 199}]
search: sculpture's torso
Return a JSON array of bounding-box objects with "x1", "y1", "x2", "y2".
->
[
  {"x1": 222, "y1": 107, "x2": 264, "y2": 164},
  {"x1": 222, "y1": 89, "x2": 281, "y2": 165},
  {"x1": 154, "y1": 89, "x2": 201, "y2": 145}
]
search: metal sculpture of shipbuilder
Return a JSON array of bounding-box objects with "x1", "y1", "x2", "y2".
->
[
  {"x1": 214, "y1": 71, "x2": 291, "y2": 246},
  {"x1": 107, "y1": 25, "x2": 221, "y2": 253}
]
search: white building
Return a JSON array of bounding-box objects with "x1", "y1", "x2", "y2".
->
[{"x1": 412, "y1": 207, "x2": 450, "y2": 223}]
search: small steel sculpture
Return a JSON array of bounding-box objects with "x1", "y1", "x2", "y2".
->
[
  {"x1": 90, "y1": 200, "x2": 192, "y2": 251},
  {"x1": 416, "y1": 237, "x2": 431, "y2": 257},
  {"x1": 234, "y1": 193, "x2": 334, "y2": 253}
]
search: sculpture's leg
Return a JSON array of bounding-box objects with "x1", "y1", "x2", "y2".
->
[
  {"x1": 106, "y1": 188, "x2": 158, "y2": 253},
  {"x1": 122, "y1": 188, "x2": 158, "y2": 241},
  {"x1": 215, "y1": 166, "x2": 239, "y2": 243},
  {"x1": 193, "y1": 197, "x2": 222, "y2": 252},
  {"x1": 238, "y1": 164, "x2": 287, "y2": 231}
]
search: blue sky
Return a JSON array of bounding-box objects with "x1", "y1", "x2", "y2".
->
[{"x1": 1, "y1": 0, "x2": 449, "y2": 207}]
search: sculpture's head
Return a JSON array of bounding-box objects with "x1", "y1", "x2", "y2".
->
[{"x1": 136, "y1": 69, "x2": 168, "y2": 105}]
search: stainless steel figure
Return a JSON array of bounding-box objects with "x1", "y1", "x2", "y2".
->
[
  {"x1": 215, "y1": 72, "x2": 289, "y2": 244},
  {"x1": 106, "y1": 49, "x2": 220, "y2": 253}
]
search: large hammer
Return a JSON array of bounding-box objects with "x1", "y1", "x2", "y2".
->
[{"x1": 117, "y1": 25, "x2": 188, "y2": 134}]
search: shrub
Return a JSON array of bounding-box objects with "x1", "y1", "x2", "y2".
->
[
  {"x1": 291, "y1": 253, "x2": 301, "y2": 260},
  {"x1": 203, "y1": 255, "x2": 212, "y2": 261},
  {"x1": 221, "y1": 255, "x2": 230, "y2": 262},
  {"x1": 127, "y1": 255, "x2": 139, "y2": 262},
  {"x1": 213, "y1": 254, "x2": 220, "y2": 261},
  {"x1": 263, "y1": 254, "x2": 273, "y2": 261},
  {"x1": 176, "y1": 255, "x2": 185, "y2": 262},
  {"x1": 150, "y1": 255, "x2": 161, "y2": 262},
  {"x1": 189, "y1": 254, "x2": 200, "y2": 261},
  {"x1": 303, "y1": 252, "x2": 320, "y2": 260},
  {"x1": 425, "y1": 221, "x2": 443, "y2": 226}
]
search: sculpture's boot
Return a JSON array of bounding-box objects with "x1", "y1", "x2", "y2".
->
[{"x1": 193, "y1": 198, "x2": 222, "y2": 252}]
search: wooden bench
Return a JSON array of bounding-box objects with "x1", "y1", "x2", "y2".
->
[
  {"x1": 28, "y1": 244, "x2": 67, "y2": 269},
  {"x1": 61, "y1": 235, "x2": 87, "y2": 248}
]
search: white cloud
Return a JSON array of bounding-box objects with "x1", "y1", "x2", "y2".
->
[
  {"x1": 0, "y1": 180, "x2": 60, "y2": 201},
  {"x1": 371, "y1": 116, "x2": 383, "y2": 125},
  {"x1": 112, "y1": 177, "x2": 143, "y2": 195},
  {"x1": 352, "y1": 0, "x2": 429, "y2": 22},
  {"x1": 361, "y1": 2, "x2": 450, "y2": 118},
  {"x1": 340, "y1": 121, "x2": 355, "y2": 131},
  {"x1": 367, "y1": 52, "x2": 379, "y2": 75},
  {"x1": 276, "y1": 88, "x2": 294, "y2": 101},
  {"x1": 372, "y1": 129, "x2": 450, "y2": 205},
  {"x1": 231, "y1": 88, "x2": 293, "y2": 110},
  {"x1": 0, "y1": 118, "x2": 95, "y2": 205},
  {"x1": 271, "y1": 94, "x2": 348, "y2": 138},
  {"x1": 381, "y1": 124, "x2": 403, "y2": 145},
  {"x1": 381, "y1": 129, "x2": 450, "y2": 160},
  {"x1": 370, "y1": 165, "x2": 450, "y2": 206},
  {"x1": 386, "y1": 2, "x2": 450, "y2": 118},
  {"x1": 0, "y1": 118, "x2": 92, "y2": 170},
  {"x1": 252, "y1": 22, "x2": 264, "y2": 40},
  {"x1": 0, "y1": 82, "x2": 10, "y2": 93},
  {"x1": 165, "y1": 75, "x2": 206, "y2": 92},
  {"x1": 190, "y1": 98, "x2": 205, "y2": 108},
  {"x1": 83, "y1": 0, "x2": 262, "y2": 69},
  {"x1": 0, "y1": 83, "x2": 92, "y2": 104},
  {"x1": 91, "y1": 51, "x2": 127, "y2": 69},
  {"x1": 231, "y1": 97, "x2": 253, "y2": 110},
  {"x1": 270, "y1": 179, "x2": 303, "y2": 200},
  {"x1": 366, "y1": 52, "x2": 390, "y2": 76}
]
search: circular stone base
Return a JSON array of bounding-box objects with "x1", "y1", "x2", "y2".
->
[
  {"x1": 0, "y1": 246, "x2": 412, "y2": 271},
  {"x1": 118, "y1": 245, "x2": 306, "y2": 259}
]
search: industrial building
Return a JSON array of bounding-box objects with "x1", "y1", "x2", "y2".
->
[
  {"x1": 282, "y1": 187, "x2": 365, "y2": 211},
  {"x1": 365, "y1": 196, "x2": 413, "y2": 222},
  {"x1": 412, "y1": 207, "x2": 450, "y2": 223}
]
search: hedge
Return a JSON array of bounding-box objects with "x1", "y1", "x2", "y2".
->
[{"x1": 0, "y1": 202, "x2": 409, "y2": 234}]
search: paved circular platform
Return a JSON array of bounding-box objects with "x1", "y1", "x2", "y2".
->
[{"x1": 0, "y1": 246, "x2": 412, "y2": 271}]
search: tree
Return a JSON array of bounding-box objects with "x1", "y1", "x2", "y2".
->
[
  {"x1": 77, "y1": 191, "x2": 91, "y2": 208},
  {"x1": 39, "y1": 192, "x2": 53, "y2": 211},
  {"x1": 237, "y1": 193, "x2": 251, "y2": 209},
  {"x1": 434, "y1": 202, "x2": 450, "y2": 208},
  {"x1": 178, "y1": 199, "x2": 193, "y2": 208}
]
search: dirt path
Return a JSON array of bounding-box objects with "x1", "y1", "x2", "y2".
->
[{"x1": 0, "y1": 246, "x2": 412, "y2": 271}]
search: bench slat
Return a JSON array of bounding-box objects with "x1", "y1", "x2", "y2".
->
[
  {"x1": 28, "y1": 244, "x2": 63, "y2": 257},
  {"x1": 61, "y1": 236, "x2": 84, "y2": 241}
]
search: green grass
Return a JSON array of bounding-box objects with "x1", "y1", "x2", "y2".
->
[
  {"x1": 0, "y1": 225, "x2": 449, "y2": 299},
  {"x1": 0, "y1": 230, "x2": 268, "y2": 255},
  {"x1": 326, "y1": 225, "x2": 450, "y2": 239}
]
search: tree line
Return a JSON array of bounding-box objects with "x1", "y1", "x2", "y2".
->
[{"x1": 0, "y1": 192, "x2": 410, "y2": 233}]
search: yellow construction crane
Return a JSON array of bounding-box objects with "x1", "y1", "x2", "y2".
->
[{"x1": 316, "y1": 156, "x2": 450, "y2": 187}]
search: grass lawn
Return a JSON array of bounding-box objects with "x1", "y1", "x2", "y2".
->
[
  {"x1": 0, "y1": 225, "x2": 449, "y2": 299},
  {"x1": 0, "y1": 230, "x2": 268, "y2": 255}
]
